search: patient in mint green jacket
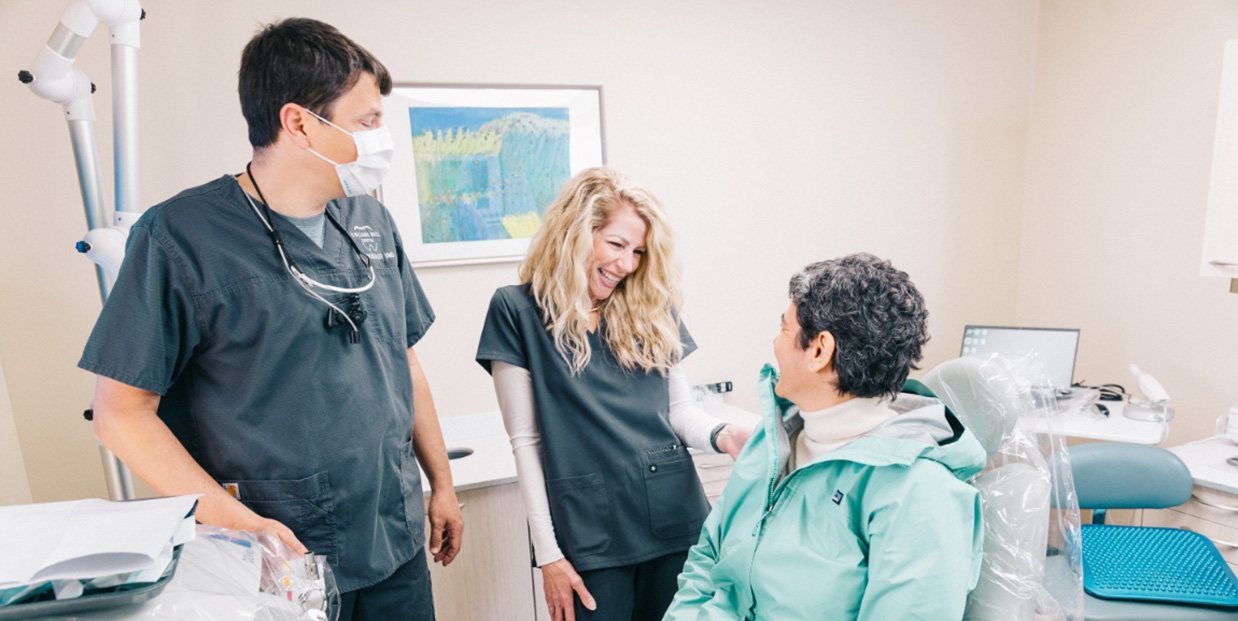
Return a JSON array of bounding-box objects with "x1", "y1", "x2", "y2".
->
[{"x1": 664, "y1": 253, "x2": 986, "y2": 621}]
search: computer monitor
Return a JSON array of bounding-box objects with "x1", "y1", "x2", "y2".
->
[{"x1": 960, "y1": 325, "x2": 1080, "y2": 388}]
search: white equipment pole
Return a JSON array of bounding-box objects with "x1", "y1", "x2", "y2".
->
[{"x1": 19, "y1": 0, "x2": 145, "y2": 501}]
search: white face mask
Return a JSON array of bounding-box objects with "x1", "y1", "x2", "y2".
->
[{"x1": 305, "y1": 109, "x2": 394, "y2": 197}]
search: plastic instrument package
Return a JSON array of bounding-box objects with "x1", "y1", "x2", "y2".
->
[{"x1": 54, "y1": 525, "x2": 339, "y2": 621}]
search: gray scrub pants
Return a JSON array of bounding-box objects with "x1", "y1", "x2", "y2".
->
[
  {"x1": 573, "y1": 551, "x2": 689, "y2": 621},
  {"x1": 337, "y1": 549, "x2": 435, "y2": 621}
]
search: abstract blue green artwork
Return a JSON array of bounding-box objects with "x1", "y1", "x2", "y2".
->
[{"x1": 408, "y1": 107, "x2": 570, "y2": 243}]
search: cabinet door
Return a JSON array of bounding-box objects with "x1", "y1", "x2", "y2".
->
[
  {"x1": 532, "y1": 568, "x2": 550, "y2": 621},
  {"x1": 1202, "y1": 40, "x2": 1238, "y2": 277},
  {"x1": 425, "y1": 483, "x2": 536, "y2": 621},
  {"x1": 693, "y1": 452, "x2": 734, "y2": 504}
]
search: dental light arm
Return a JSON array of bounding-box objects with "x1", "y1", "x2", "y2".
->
[
  {"x1": 19, "y1": 0, "x2": 144, "y2": 287},
  {"x1": 19, "y1": 0, "x2": 144, "y2": 500}
]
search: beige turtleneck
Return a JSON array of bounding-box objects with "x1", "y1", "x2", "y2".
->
[{"x1": 792, "y1": 397, "x2": 898, "y2": 469}]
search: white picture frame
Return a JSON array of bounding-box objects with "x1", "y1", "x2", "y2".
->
[{"x1": 379, "y1": 83, "x2": 606, "y2": 267}]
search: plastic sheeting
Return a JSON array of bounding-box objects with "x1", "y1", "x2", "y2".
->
[
  {"x1": 60, "y1": 525, "x2": 339, "y2": 621},
  {"x1": 923, "y1": 354, "x2": 1084, "y2": 621}
]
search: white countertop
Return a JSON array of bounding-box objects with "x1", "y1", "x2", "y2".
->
[
  {"x1": 1168, "y1": 435, "x2": 1238, "y2": 495},
  {"x1": 421, "y1": 412, "x2": 517, "y2": 495},
  {"x1": 1017, "y1": 399, "x2": 1169, "y2": 445}
]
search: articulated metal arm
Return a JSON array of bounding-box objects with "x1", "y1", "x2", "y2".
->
[
  {"x1": 19, "y1": 0, "x2": 144, "y2": 501},
  {"x1": 20, "y1": 0, "x2": 144, "y2": 288}
]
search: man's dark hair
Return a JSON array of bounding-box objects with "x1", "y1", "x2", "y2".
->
[
  {"x1": 238, "y1": 18, "x2": 392, "y2": 149},
  {"x1": 789, "y1": 253, "x2": 929, "y2": 400}
]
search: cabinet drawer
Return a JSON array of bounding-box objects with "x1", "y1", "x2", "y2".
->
[
  {"x1": 691, "y1": 451, "x2": 733, "y2": 469},
  {"x1": 692, "y1": 452, "x2": 735, "y2": 504},
  {"x1": 1188, "y1": 486, "x2": 1238, "y2": 521},
  {"x1": 692, "y1": 452, "x2": 734, "y2": 481},
  {"x1": 701, "y1": 479, "x2": 729, "y2": 503}
]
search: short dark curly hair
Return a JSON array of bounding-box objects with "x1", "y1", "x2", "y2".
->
[
  {"x1": 238, "y1": 18, "x2": 392, "y2": 149},
  {"x1": 789, "y1": 253, "x2": 929, "y2": 400}
]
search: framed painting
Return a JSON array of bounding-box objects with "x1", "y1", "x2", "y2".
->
[{"x1": 379, "y1": 83, "x2": 606, "y2": 267}]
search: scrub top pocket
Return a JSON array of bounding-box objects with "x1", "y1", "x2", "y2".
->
[
  {"x1": 230, "y1": 471, "x2": 340, "y2": 568},
  {"x1": 643, "y1": 446, "x2": 710, "y2": 539},
  {"x1": 331, "y1": 267, "x2": 404, "y2": 348},
  {"x1": 546, "y1": 472, "x2": 612, "y2": 558}
]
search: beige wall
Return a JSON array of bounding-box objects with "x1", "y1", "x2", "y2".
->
[
  {"x1": 0, "y1": 0, "x2": 1038, "y2": 501},
  {"x1": 1020, "y1": 1, "x2": 1238, "y2": 446},
  {"x1": 0, "y1": 357, "x2": 33, "y2": 505}
]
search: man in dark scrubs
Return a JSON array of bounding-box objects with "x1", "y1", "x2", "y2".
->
[{"x1": 78, "y1": 18, "x2": 461, "y2": 620}]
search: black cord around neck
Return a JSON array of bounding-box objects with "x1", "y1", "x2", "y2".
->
[
  {"x1": 244, "y1": 162, "x2": 371, "y2": 268},
  {"x1": 244, "y1": 161, "x2": 284, "y2": 252}
]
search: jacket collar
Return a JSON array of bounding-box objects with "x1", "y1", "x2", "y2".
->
[{"x1": 757, "y1": 364, "x2": 985, "y2": 477}]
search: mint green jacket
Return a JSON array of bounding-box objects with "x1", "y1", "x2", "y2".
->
[{"x1": 664, "y1": 366, "x2": 986, "y2": 621}]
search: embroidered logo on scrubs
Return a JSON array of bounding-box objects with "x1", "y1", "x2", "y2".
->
[
  {"x1": 832, "y1": 489, "x2": 844, "y2": 505},
  {"x1": 350, "y1": 225, "x2": 395, "y2": 261},
  {"x1": 223, "y1": 482, "x2": 240, "y2": 499}
]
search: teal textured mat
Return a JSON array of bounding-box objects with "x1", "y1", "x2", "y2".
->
[{"x1": 1082, "y1": 525, "x2": 1238, "y2": 608}]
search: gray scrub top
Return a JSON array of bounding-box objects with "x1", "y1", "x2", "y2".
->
[
  {"x1": 79, "y1": 175, "x2": 434, "y2": 592},
  {"x1": 476, "y1": 285, "x2": 711, "y2": 572}
]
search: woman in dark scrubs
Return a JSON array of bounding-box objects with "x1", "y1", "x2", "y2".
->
[{"x1": 477, "y1": 167, "x2": 751, "y2": 621}]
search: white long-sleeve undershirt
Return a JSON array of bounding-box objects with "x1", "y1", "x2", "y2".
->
[{"x1": 491, "y1": 360, "x2": 724, "y2": 566}]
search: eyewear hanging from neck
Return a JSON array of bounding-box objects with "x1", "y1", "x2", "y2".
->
[{"x1": 242, "y1": 161, "x2": 375, "y2": 343}]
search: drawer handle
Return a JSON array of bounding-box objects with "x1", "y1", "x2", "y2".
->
[
  {"x1": 1209, "y1": 260, "x2": 1238, "y2": 267},
  {"x1": 1192, "y1": 493, "x2": 1238, "y2": 513},
  {"x1": 1182, "y1": 526, "x2": 1238, "y2": 549}
]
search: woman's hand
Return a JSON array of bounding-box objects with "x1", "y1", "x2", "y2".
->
[
  {"x1": 541, "y1": 558, "x2": 596, "y2": 621},
  {"x1": 715, "y1": 424, "x2": 754, "y2": 460}
]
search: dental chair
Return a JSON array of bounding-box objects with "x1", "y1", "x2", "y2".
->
[
  {"x1": 1043, "y1": 442, "x2": 1238, "y2": 620},
  {"x1": 918, "y1": 356, "x2": 1065, "y2": 620}
]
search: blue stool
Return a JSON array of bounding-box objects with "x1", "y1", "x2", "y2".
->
[{"x1": 1059, "y1": 442, "x2": 1238, "y2": 620}]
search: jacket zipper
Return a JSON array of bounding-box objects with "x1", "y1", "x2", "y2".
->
[
  {"x1": 746, "y1": 472, "x2": 804, "y2": 620},
  {"x1": 750, "y1": 469, "x2": 805, "y2": 536}
]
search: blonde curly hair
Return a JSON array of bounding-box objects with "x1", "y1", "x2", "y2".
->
[{"x1": 520, "y1": 167, "x2": 684, "y2": 374}]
